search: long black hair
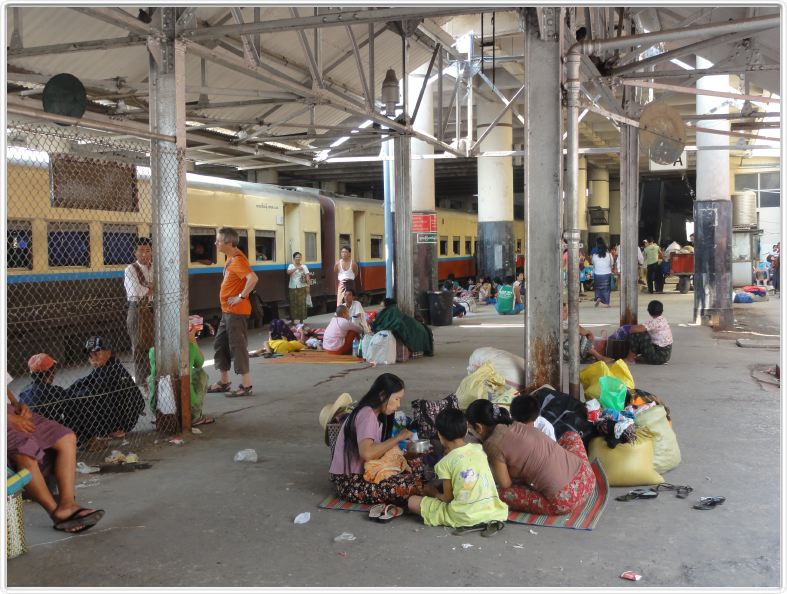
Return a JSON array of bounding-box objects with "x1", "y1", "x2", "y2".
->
[
  {"x1": 595, "y1": 237, "x2": 608, "y2": 258},
  {"x1": 341, "y1": 373, "x2": 405, "y2": 470},
  {"x1": 465, "y1": 399, "x2": 513, "y2": 430}
]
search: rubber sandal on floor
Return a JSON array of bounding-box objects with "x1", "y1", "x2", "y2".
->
[
  {"x1": 676, "y1": 485, "x2": 694, "y2": 499},
  {"x1": 52, "y1": 508, "x2": 105, "y2": 532},
  {"x1": 481, "y1": 521, "x2": 506, "y2": 538},
  {"x1": 693, "y1": 496, "x2": 725, "y2": 510},
  {"x1": 451, "y1": 523, "x2": 487, "y2": 536},
  {"x1": 615, "y1": 488, "x2": 658, "y2": 502},
  {"x1": 207, "y1": 382, "x2": 231, "y2": 393},
  {"x1": 377, "y1": 504, "x2": 404, "y2": 523},
  {"x1": 226, "y1": 385, "x2": 253, "y2": 397},
  {"x1": 368, "y1": 503, "x2": 386, "y2": 520},
  {"x1": 192, "y1": 416, "x2": 215, "y2": 426}
]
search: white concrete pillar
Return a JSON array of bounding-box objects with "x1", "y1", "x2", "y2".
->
[
  {"x1": 476, "y1": 98, "x2": 514, "y2": 279},
  {"x1": 694, "y1": 55, "x2": 733, "y2": 329},
  {"x1": 408, "y1": 63, "x2": 438, "y2": 314}
]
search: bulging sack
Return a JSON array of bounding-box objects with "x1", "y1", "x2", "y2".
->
[
  {"x1": 588, "y1": 430, "x2": 664, "y2": 487},
  {"x1": 364, "y1": 331, "x2": 396, "y2": 365},
  {"x1": 634, "y1": 405, "x2": 681, "y2": 473}
]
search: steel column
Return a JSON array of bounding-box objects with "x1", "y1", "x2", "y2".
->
[
  {"x1": 382, "y1": 136, "x2": 395, "y2": 299},
  {"x1": 523, "y1": 10, "x2": 562, "y2": 393},
  {"x1": 393, "y1": 134, "x2": 415, "y2": 316},
  {"x1": 148, "y1": 8, "x2": 190, "y2": 432},
  {"x1": 619, "y1": 91, "x2": 640, "y2": 325}
]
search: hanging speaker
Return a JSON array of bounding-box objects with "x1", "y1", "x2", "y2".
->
[{"x1": 42, "y1": 73, "x2": 87, "y2": 119}]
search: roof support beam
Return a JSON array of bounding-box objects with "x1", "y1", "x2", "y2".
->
[
  {"x1": 411, "y1": 44, "x2": 440, "y2": 122},
  {"x1": 181, "y1": 7, "x2": 476, "y2": 40},
  {"x1": 476, "y1": 71, "x2": 525, "y2": 125},
  {"x1": 290, "y1": 7, "x2": 323, "y2": 88},
  {"x1": 346, "y1": 25, "x2": 372, "y2": 109},
  {"x1": 7, "y1": 35, "x2": 148, "y2": 58},
  {"x1": 614, "y1": 63, "x2": 780, "y2": 80},
  {"x1": 619, "y1": 79, "x2": 780, "y2": 104},
  {"x1": 612, "y1": 30, "x2": 767, "y2": 76},
  {"x1": 71, "y1": 7, "x2": 159, "y2": 37},
  {"x1": 183, "y1": 40, "x2": 466, "y2": 158},
  {"x1": 470, "y1": 84, "x2": 526, "y2": 154}
]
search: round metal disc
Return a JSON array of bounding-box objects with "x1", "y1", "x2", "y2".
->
[
  {"x1": 639, "y1": 101, "x2": 686, "y2": 165},
  {"x1": 42, "y1": 73, "x2": 87, "y2": 119}
]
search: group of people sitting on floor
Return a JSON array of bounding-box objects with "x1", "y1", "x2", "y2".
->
[
  {"x1": 16, "y1": 337, "x2": 145, "y2": 447},
  {"x1": 329, "y1": 373, "x2": 596, "y2": 530}
]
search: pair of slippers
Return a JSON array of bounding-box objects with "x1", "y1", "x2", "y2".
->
[
  {"x1": 451, "y1": 521, "x2": 506, "y2": 538},
  {"x1": 368, "y1": 503, "x2": 404, "y2": 523}
]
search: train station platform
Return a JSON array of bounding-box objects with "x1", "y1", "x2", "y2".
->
[{"x1": 6, "y1": 292, "x2": 782, "y2": 588}]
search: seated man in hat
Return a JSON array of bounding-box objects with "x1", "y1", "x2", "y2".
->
[
  {"x1": 65, "y1": 336, "x2": 146, "y2": 444},
  {"x1": 18, "y1": 353, "x2": 69, "y2": 423}
]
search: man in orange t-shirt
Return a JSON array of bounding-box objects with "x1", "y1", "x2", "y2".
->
[{"x1": 207, "y1": 227, "x2": 258, "y2": 397}]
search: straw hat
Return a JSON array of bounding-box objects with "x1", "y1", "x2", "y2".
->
[{"x1": 319, "y1": 393, "x2": 353, "y2": 429}]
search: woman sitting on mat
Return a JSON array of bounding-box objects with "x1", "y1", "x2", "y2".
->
[
  {"x1": 465, "y1": 399, "x2": 596, "y2": 516},
  {"x1": 329, "y1": 373, "x2": 423, "y2": 506},
  {"x1": 250, "y1": 319, "x2": 305, "y2": 357}
]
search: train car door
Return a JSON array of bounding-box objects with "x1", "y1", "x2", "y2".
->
[
  {"x1": 353, "y1": 210, "x2": 365, "y2": 291},
  {"x1": 317, "y1": 195, "x2": 336, "y2": 308}
]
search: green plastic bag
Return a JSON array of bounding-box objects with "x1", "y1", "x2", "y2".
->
[{"x1": 598, "y1": 376, "x2": 627, "y2": 411}]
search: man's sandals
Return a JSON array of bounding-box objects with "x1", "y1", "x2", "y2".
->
[
  {"x1": 51, "y1": 508, "x2": 105, "y2": 533},
  {"x1": 226, "y1": 385, "x2": 253, "y2": 397},
  {"x1": 207, "y1": 382, "x2": 231, "y2": 394}
]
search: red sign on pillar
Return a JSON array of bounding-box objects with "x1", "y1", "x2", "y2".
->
[{"x1": 412, "y1": 213, "x2": 437, "y2": 233}]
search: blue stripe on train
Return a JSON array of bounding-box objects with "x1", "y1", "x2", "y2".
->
[{"x1": 7, "y1": 262, "x2": 323, "y2": 283}]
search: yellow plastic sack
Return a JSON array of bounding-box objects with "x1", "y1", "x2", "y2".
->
[
  {"x1": 608, "y1": 360, "x2": 635, "y2": 390},
  {"x1": 579, "y1": 361, "x2": 610, "y2": 399},
  {"x1": 456, "y1": 362, "x2": 517, "y2": 410},
  {"x1": 634, "y1": 405, "x2": 681, "y2": 473},
  {"x1": 588, "y1": 429, "x2": 664, "y2": 487},
  {"x1": 580, "y1": 359, "x2": 635, "y2": 399}
]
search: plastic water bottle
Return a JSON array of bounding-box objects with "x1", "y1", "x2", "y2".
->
[{"x1": 352, "y1": 337, "x2": 360, "y2": 357}]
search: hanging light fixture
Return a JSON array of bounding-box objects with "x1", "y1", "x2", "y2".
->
[{"x1": 381, "y1": 69, "x2": 399, "y2": 116}]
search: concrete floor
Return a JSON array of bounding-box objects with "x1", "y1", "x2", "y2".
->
[{"x1": 7, "y1": 289, "x2": 783, "y2": 588}]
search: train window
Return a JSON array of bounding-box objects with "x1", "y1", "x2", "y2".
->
[
  {"x1": 452, "y1": 236, "x2": 460, "y2": 255},
  {"x1": 255, "y1": 230, "x2": 276, "y2": 261},
  {"x1": 370, "y1": 235, "x2": 383, "y2": 259},
  {"x1": 48, "y1": 222, "x2": 90, "y2": 267},
  {"x1": 339, "y1": 234, "x2": 351, "y2": 251},
  {"x1": 190, "y1": 227, "x2": 216, "y2": 265},
  {"x1": 439, "y1": 236, "x2": 448, "y2": 256},
  {"x1": 464, "y1": 237, "x2": 472, "y2": 255},
  {"x1": 7, "y1": 220, "x2": 33, "y2": 270},
  {"x1": 236, "y1": 230, "x2": 248, "y2": 257},
  {"x1": 304, "y1": 232, "x2": 318, "y2": 261},
  {"x1": 516, "y1": 239, "x2": 522, "y2": 252},
  {"x1": 103, "y1": 224, "x2": 138, "y2": 266}
]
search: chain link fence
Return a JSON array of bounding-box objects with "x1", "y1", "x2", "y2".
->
[{"x1": 7, "y1": 118, "x2": 185, "y2": 459}]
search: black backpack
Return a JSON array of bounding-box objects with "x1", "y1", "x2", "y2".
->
[{"x1": 531, "y1": 386, "x2": 597, "y2": 445}]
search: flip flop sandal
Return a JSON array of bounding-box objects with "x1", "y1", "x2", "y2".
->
[
  {"x1": 615, "y1": 488, "x2": 659, "y2": 502},
  {"x1": 192, "y1": 416, "x2": 215, "y2": 426},
  {"x1": 481, "y1": 521, "x2": 506, "y2": 538},
  {"x1": 676, "y1": 485, "x2": 694, "y2": 499},
  {"x1": 52, "y1": 508, "x2": 105, "y2": 532},
  {"x1": 693, "y1": 496, "x2": 725, "y2": 510},
  {"x1": 377, "y1": 504, "x2": 404, "y2": 523},
  {"x1": 368, "y1": 503, "x2": 386, "y2": 520},
  {"x1": 207, "y1": 382, "x2": 231, "y2": 393},
  {"x1": 451, "y1": 523, "x2": 488, "y2": 536},
  {"x1": 226, "y1": 385, "x2": 253, "y2": 397}
]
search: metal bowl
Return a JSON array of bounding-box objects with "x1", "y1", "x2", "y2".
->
[{"x1": 406, "y1": 439, "x2": 432, "y2": 455}]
